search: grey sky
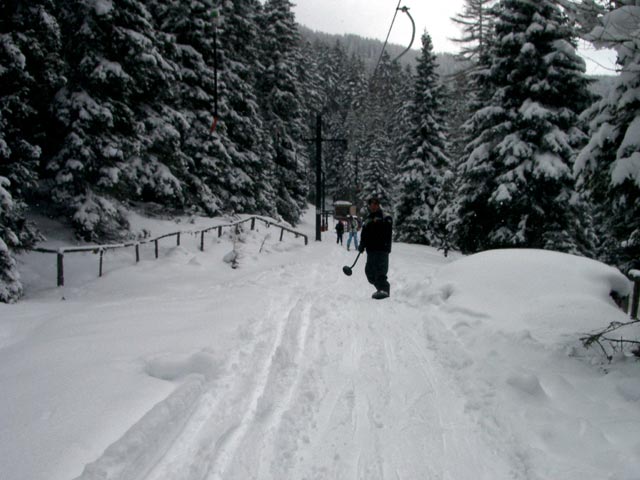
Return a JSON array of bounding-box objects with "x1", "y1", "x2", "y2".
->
[
  {"x1": 291, "y1": 0, "x2": 617, "y2": 75},
  {"x1": 292, "y1": 0, "x2": 464, "y2": 53}
]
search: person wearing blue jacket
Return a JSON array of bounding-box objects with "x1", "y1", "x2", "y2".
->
[{"x1": 358, "y1": 197, "x2": 392, "y2": 299}]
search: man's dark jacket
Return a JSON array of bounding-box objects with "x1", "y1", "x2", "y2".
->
[{"x1": 359, "y1": 209, "x2": 392, "y2": 253}]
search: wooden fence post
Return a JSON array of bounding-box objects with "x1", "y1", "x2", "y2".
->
[
  {"x1": 218, "y1": 226, "x2": 222, "y2": 237},
  {"x1": 135, "y1": 244, "x2": 140, "y2": 263},
  {"x1": 630, "y1": 270, "x2": 640, "y2": 319},
  {"x1": 177, "y1": 232, "x2": 181, "y2": 246},
  {"x1": 280, "y1": 227, "x2": 284, "y2": 241},
  {"x1": 200, "y1": 231, "x2": 205, "y2": 251},
  {"x1": 99, "y1": 249, "x2": 104, "y2": 277},
  {"x1": 251, "y1": 218, "x2": 255, "y2": 230},
  {"x1": 57, "y1": 252, "x2": 64, "y2": 287},
  {"x1": 155, "y1": 239, "x2": 159, "y2": 259}
]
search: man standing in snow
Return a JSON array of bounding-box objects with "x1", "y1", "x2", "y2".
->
[
  {"x1": 335, "y1": 220, "x2": 344, "y2": 245},
  {"x1": 346, "y1": 215, "x2": 359, "y2": 251},
  {"x1": 359, "y1": 197, "x2": 392, "y2": 299}
]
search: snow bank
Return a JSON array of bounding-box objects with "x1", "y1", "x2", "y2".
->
[
  {"x1": 433, "y1": 248, "x2": 630, "y2": 340},
  {"x1": 425, "y1": 248, "x2": 640, "y2": 480}
]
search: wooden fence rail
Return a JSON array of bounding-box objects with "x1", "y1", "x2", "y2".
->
[{"x1": 32, "y1": 216, "x2": 308, "y2": 287}]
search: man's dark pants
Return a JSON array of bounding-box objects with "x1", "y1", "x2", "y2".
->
[{"x1": 365, "y1": 251, "x2": 390, "y2": 293}]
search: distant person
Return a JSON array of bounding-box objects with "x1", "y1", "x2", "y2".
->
[
  {"x1": 358, "y1": 197, "x2": 392, "y2": 299},
  {"x1": 346, "y1": 215, "x2": 359, "y2": 251},
  {"x1": 335, "y1": 220, "x2": 344, "y2": 245}
]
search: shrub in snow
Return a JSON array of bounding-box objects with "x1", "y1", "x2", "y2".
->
[{"x1": 71, "y1": 192, "x2": 130, "y2": 242}]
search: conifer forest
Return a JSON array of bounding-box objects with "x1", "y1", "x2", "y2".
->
[{"x1": 1, "y1": 0, "x2": 639, "y2": 302}]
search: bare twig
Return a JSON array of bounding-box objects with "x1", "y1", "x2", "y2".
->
[{"x1": 580, "y1": 318, "x2": 640, "y2": 361}]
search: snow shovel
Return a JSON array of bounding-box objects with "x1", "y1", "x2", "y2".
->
[{"x1": 342, "y1": 252, "x2": 361, "y2": 276}]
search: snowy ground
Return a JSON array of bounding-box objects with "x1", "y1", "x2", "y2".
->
[{"x1": 1, "y1": 207, "x2": 639, "y2": 480}]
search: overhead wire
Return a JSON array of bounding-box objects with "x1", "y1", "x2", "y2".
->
[{"x1": 373, "y1": 0, "x2": 403, "y2": 76}]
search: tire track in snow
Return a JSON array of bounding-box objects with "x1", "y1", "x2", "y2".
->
[
  {"x1": 141, "y1": 262, "x2": 323, "y2": 480},
  {"x1": 76, "y1": 244, "x2": 531, "y2": 480},
  {"x1": 218, "y1": 263, "x2": 334, "y2": 479},
  {"x1": 204, "y1": 296, "x2": 311, "y2": 479}
]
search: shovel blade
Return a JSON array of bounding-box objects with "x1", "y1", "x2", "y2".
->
[{"x1": 342, "y1": 266, "x2": 353, "y2": 276}]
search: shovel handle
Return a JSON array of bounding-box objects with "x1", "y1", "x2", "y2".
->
[{"x1": 349, "y1": 251, "x2": 361, "y2": 269}]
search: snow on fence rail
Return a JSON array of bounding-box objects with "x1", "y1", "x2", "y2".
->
[
  {"x1": 32, "y1": 216, "x2": 308, "y2": 287},
  {"x1": 610, "y1": 269, "x2": 640, "y2": 321}
]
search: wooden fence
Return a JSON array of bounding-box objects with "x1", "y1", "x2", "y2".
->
[{"x1": 32, "y1": 216, "x2": 308, "y2": 287}]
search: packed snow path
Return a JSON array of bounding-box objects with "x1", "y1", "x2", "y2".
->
[
  {"x1": 73, "y1": 244, "x2": 523, "y2": 480},
  {"x1": 4, "y1": 212, "x2": 639, "y2": 480}
]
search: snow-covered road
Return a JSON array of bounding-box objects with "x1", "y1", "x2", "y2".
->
[
  {"x1": 2, "y1": 210, "x2": 639, "y2": 480},
  {"x1": 73, "y1": 241, "x2": 522, "y2": 480}
]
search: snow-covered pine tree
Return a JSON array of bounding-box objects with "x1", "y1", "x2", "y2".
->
[
  {"x1": 0, "y1": 0, "x2": 58, "y2": 301},
  {"x1": 454, "y1": 0, "x2": 593, "y2": 254},
  {"x1": 335, "y1": 53, "x2": 368, "y2": 203},
  {"x1": 49, "y1": 0, "x2": 181, "y2": 240},
  {"x1": 575, "y1": 3, "x2": 640, "y2": 270},
  {"x1": 394, "y1": 32, "x2": 450, "y2": 246},
  {"x1": 446, "y1": 0, "x2": 498, "y2": 164},
  {"x1": 0, "y1": 177, "x2": 23, "y2": 303},
  {"x1": 152, "y1": 0, "x2": 236, "y2": 216},
  {"x1": 258, "y1": 0, "x2": 309, "y2": 225},
  {"x1": 300, "y1": 39, "x2": 326, "y2": 112},
  {"x1": 359, "y1": 52, "x2": 403, "y2": 208},
  {"x1": 217, "y1": 0, "x2": 277, "y2": 216},
  {"x1": 316, "y1": 42, "x2": 365, "y2": 204},
  {"x1": 0, "y1": 0, "x2": 65, "y2": 200}
]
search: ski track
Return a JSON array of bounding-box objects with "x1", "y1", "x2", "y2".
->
[{"x1": 76, "y1": 253, "x2": 527, "y2": 480}]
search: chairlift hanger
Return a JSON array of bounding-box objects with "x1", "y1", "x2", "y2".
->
[
  {"x1": 373, "y1": 2, "x2": 417, "y2": 75},
  {"x1": 392, "y1": 7, "x2": 416, "y2": 63}
]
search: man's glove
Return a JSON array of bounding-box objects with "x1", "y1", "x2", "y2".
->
[{"x1": 358, "y1": 245, "x2": 365, "y2": 253}]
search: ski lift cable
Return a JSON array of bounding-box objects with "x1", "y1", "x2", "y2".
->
[{"x1": 373, "y1": 0, "x2": 402, "y2": 75}]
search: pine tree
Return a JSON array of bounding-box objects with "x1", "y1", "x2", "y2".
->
[
  {"x1": 49, "y1": 0, "x2": 181, "y2": 240},
  {"x1": 0, "y1": 177, "x2": 23, "y2": 303},
  {"x1": 152, "y1": 0, "x2": 238, "y2": 216},
  {"x1": 359, "y1": 52, "x2": 402, "y2": 207},
  {"x1": 0, "y1": 0, "x2": 65, "y2": 194},
  {"x1": 0, "y1": 0, "x2": 59, "y2": 301},
  {"x1": 0, "y1": 0, "x2": 65, "y2": 200},
  {"x1": 454, "y1": 0, "x2": 593, "y2": 254},
  {"x1": 217, "y1": 0, "x2": 277, "y2": 215},
  {"x1": 451, "y1": 0, "x2": 498, "y2": 63},
  {"x1": 258, "y1": 0, "x2": 309, "y2": 224},
  {"x1": 575, "y1": 3, "x2": 640, "y2": 269},
  {"x1": 317, "y1": 42, "x2": 365, "y2": 203},
  {"x1": 336, "y1": 53, "x2": 368, "y2": 204},
  {"x1": 394, "y1": 32, "x2": 450, "y2": 246}
]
